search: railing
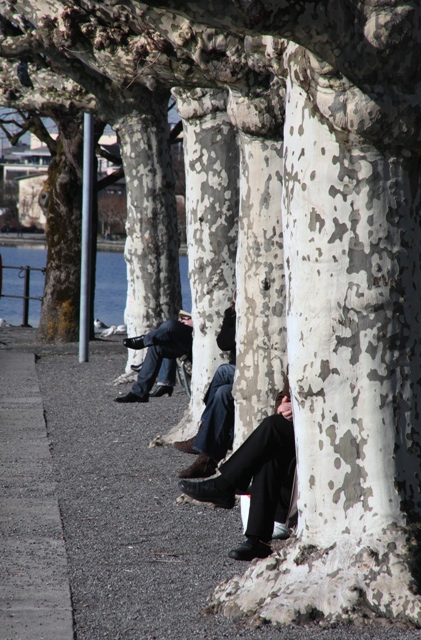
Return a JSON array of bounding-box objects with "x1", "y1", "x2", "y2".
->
[{"x1": 0, "y1": 254, "x2": 46, "y2": 327}]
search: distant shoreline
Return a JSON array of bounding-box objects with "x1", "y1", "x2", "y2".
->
[{"x1": 0, "y1": 234, "x2": 188, "y2": 256}]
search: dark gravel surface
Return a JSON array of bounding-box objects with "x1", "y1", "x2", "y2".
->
[{"x1": 16, "y1": 332, "x2": 418, "y2": 640}]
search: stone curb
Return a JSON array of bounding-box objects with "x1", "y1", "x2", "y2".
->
[{"x1": 0, "y1": 350, "x2": 74, "y2": 640}]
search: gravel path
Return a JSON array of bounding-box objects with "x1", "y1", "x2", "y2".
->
[{"x1": 23, "y1": 334, "x2": 420, "y2": 640}]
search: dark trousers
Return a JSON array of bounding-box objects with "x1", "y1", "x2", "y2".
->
[
  {"x1": 193, "y1": 363, "x2": 235, "y2": 463},
  {"x1": 131, "y1": 320, "x2": 193, "y2": 399},
  {"x1": 220, "y1": 414, "x2": 295, "y2": 542}
]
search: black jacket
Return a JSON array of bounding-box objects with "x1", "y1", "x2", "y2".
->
[{"x1": 216, "y1": 306, "x2": 236, "y2": 364}]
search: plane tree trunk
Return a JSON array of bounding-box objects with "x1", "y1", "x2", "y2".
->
[
  {"x1": 132, "y1": 4, "x2": 421, "y2": 627},
  {"x1": 36, "y1": 112, "x2": 84, "y2": 343},
  {"x1": 163, "y1": 87, "x2": 239, "y2": 442},
  {"x1": 6, "y1": 0, "x2": 421, "y2": 627},
  {"x1": 212, "y1": 44, "x2": 421, "y2": 626},
  {"x1": 227, "y1": 81, "x2": 287, "y2": 448},
  {"x1": 0, "y1": 5, "x2": 184, "y2": 366},
  {"x1": 97, "y1": 87, "x2": 182, "y2": 375}
]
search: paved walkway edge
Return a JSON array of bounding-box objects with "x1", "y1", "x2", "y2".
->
[{"x1": 0, "y1": 350, "x2": 74, "y2": 640}]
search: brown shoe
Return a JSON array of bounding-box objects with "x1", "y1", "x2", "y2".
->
[
  {"x1": 177, "y1": 454, "x2": 217, "y2": 479},
  {"x1": 173, "y1": 434, "x2": 198, "y2": 454}
]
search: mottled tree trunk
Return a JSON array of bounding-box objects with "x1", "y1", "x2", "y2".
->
[
  {"x1": 102, "y1": 88, "x2": 181, "y2": 375},
  {"x1": 213, "y1": 53, "x2": 421, "y2": 626},
  {"x1": 163, "y1": 88, "x2": 239, "y2": 440},
  {"x1": 10, "y1": 0, "x2": 421, "y2": 626},
  {"x1": 37, "y1": 114, "x2": 84, "y2": 343},
  {"x1": 227, "y1": 88, "x2": 286, "y2": 448}
]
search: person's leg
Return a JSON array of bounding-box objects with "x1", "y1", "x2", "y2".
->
[
  {"x1": 193, "y1": 382, "x2": 235, "y2": 463},
  {"x1": 121, "y1": 321, "x2": 192, "y2": 400},
  {"x1": 245, "y1": 453, "x2": 294, "y2": 542},
  {"x1": 219, "y1": 414, "x2": 295, "y2": 493},
  {"x1": 131, "y1": 345, "x2": 164, "y2": 398},
  {"x1": 149, "y1": 358, "x2": 177, "y2": 398},
  {"x1": 227, "y1": 448, "x2": 294, "y2": 559},
  {"x1": 199, "y1": 364, "x2": 235, "y2": 426},
  {"x1": 176, "y1": 364, "x2": 235, "y2": 477},
  {"x1": 145, "y1": 319, "x2": 193, "y2": 358},
  {"x1": 175, "y1": 363, "x2": 234, "y2": 455},
  {"x1": 157, "y1": 358, "x2": 177, "y2": 387},
  {"x1": 226, "y1": 416, "x2": 295, "y2": 560},
  {"x1": 178, "y1": 414, "x2": 295, "y2": 512}
]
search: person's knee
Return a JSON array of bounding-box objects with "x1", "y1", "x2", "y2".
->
[
  {"x1": 213, "y1": 363, "x2": 235, "y2": 384},
  {"x1": 259, "y1": 415, "x2": 279, "y2": 432},
  {"x1": 218, "y1": 363, "x2": 234, "y2": 376},
  {"x1": 215, "y1": 384, "x2": 234, "y2": 407},
  {"x1": 154, "y1": 319, "x2": 181, "y2": 342},
  {"x1": 162, "y1": 319, "x2": 179, "y2": 333}
]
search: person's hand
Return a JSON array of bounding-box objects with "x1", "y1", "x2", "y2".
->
[
  {"x1": 179, "y1": 317, "x2": 193, "y2": 327},
  {"x1": 277, "y1": 395, "x2": 293, "y2": 421}
]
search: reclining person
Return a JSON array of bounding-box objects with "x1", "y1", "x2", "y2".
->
[
  {"x1": 178, "y1": 377, "x2": 296, "y2": 561},
  {"x1": 174, "y1": 302, "x2": 236, "y2": 478},
  {"x1": 114, "y1": 314, "x2": 193, "y2": 404}
]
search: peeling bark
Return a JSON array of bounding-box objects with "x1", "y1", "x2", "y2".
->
[
  {"x1": 165, "y1": 87, "x2": 239, "y2": 440},
  {"x1": 213, "y1": 47, "x2": 421, "y2": 626},
  {"x1": 5, "y1": 0, "x2": 421, "y2": 627},
  {"x1": 212, "y1": 524, "x2": 421, "y2": 626},
  {"x1": 227, "y1": 85, "x2": 287, "y2": 447},
  {"x1": 97, "y1": 87, "x2": 181, "y2": 373},
  {"x1": 37, "y1": 113, "x2": 84, "y2": 343},
  {"x1": 284, "y1": 70, "x2": 421, "y2": 546}
]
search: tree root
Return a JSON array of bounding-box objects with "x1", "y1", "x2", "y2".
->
[{"x1": 211, "y1": 524, "x2": 421, "y2": 628}]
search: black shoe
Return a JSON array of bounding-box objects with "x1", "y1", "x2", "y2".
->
[
  {"x1": 123, "y1": 335, "x2": 146, "y2": 350},
  {"x1": 228, "y1": 537, "x2": 272, "y2": 561},
  {"x1": 114, "y1": 392, "x2": 149, "y2": 403},
  {"x1": 178, "y1": 478, "x2": 235, "y2": 509},
  {"x1": 150, "y1": 385, "x2": 173, "y2": 397}
]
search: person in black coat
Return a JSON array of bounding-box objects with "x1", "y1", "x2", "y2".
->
[{"x1": 178, "y1": 377, "x2": 296, "y2": 561}]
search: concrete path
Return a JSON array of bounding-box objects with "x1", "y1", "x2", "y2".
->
[{"x1": 0, "y1": 350, "x2": 74, "y2": 640}]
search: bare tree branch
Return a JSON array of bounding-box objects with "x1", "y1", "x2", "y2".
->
[
  {"x1": 96, "y1": 144, "x2": 122, "y2": 166},
  {"x1": 96, "y1": 165, "x2": 124, "y2": 192},
  {"x1": 19, "y1": 111, "x2": 58, "y2": 154},
  {"x1": 169, "y1": 119, "x2": 182, "y2": 142}
]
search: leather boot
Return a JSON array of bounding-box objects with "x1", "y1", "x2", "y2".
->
[
  {"x1": 173, "y1": 434, "x2": 198, "y2": 454},
  {"x1": 177, "y1": 454, "x2": 217, "y2": 479},
  {"x1": 173, "y1": 423, "x2": 202, "y2": 454},
  {"x1": 150, "y1": 385, "x2": 173, "y2": 397}
]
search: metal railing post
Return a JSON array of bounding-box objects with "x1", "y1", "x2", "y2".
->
[
  {"x1": 21, "y1": 266, "x2": 30, "y2": 326},
  {"x1": 0, "y1": 262, "x2": 45, "y2": 323}
]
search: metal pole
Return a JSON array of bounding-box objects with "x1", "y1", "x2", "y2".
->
[
  {"x1": 21, "y1": 266, "x2": 30, "y2": 326},
  {"x1": 79, "y1": 113, "x2": 94, "y2": 362}
]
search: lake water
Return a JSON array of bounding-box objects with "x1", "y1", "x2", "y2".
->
[{"x1": 0, "y1": 246, "x2": 191, "y2": 328}]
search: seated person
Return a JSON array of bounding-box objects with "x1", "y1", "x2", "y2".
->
[
  {"x1": 178, "y1": 378, "x2": 296, "y2": 561},
  {"x1": 114, "y1": 314, "x2": 193, "y2": 403},
  {"x1": 174, "y1": 303, "x2": 236, "y2": 478}
]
